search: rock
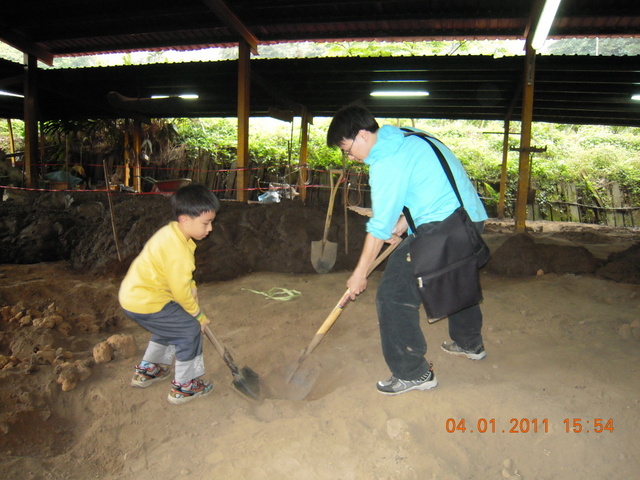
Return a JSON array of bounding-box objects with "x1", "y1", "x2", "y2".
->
[
  {"x1": 45, "y1": 302, "x2": 65, "y2": 316},
  {"x1": 34, "y1": 316, "x2": 57, "y2": 329},
  {"x1": 36, "y1": 348, "x2": 57, "y2": 364},
  {"x1": 55, "y1": 348, "x2": 75, "y2": 362},
  {"x1": 57, "y1": 366, "x2": 80, "y2": 391},
  {"x1": 76, "y1": 313, "x2": 100, "y2": 333},
  {"x1": 74, "y1": 359, "x2": 93, "y2": 381},
  {"x1": 93, "y1": 341, "x2": 114, "y2": 364},
  {"x1": 56, "y1": 321, "x2": 73, "y2": 336},
  {"x1": 49, "y1": 314, "x2": 64, "y2": 325},
  {"x1": 10, "y1": 302, "x2": 25, "y2": 317},
  {"x1": 107, "y1": 334, "x2": 136, "y2": 358}
]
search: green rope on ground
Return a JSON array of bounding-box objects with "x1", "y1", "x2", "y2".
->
[{"x1": 241, "y1": 287, "x2": 302, "y2": 301}]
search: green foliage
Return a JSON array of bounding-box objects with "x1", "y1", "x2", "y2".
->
[
  {"x1": 0, "y1": 119, "x2": 24, "y2": 153},
  {"x1": 2, "y1": 113, "x2": 639, "y2": 210},
  {"x1": 547, "y1": 38, "x2": 640, "y2": 56}
]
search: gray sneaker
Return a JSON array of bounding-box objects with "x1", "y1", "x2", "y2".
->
[
  {"x1": 376, "y1": 368, "x2": 438, "y2": 395},
  {"x1": 441, "y1": 341, "x2": 486, "y2": 360}
]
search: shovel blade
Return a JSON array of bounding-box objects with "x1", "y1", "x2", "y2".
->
[
  {"x1": 311, "y1": 240, "x2": 338, "y2": 274},
  {"x1": 232, "y1": 366, "x2": 262, "y2": 402},
  {"x1": 282, "y1": 357, "x2": 322, "y2": 401}
]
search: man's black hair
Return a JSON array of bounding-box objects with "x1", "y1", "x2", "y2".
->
[
  {"x1": 170, "y1": 183, "x2": 220, "y2": 219},
  {"x1": 326, "y1": 103, "x2": 380, "y2": 148}
]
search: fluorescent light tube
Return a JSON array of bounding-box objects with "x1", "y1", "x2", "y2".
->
[
  {"x1": 531, "y1": 0, "x2": 562, "y2": 51},
  {"x1": 370, "y1": 91, "x2": 429, "y2": 97},
  {"x1": 0, "y1": 90, "x2": 24, "y2": 98}
]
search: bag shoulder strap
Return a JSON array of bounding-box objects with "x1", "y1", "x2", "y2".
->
[
  {"x1": 401, "y1": 129, "x2": 464, "y2": 232},
  {"x1": 400, "y1": 129, "x2": 463, "y2": 205}
]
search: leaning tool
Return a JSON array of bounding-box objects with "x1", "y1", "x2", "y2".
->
[
  {"x1": 311, "y1": 169, "x2": 344, "y2": 274},
  {"x1": 287, "y1": 236, "x2": 401, "y2": 383},
  {"x1": 203, "y1": 325, "x2": 262, "y2": 402}
]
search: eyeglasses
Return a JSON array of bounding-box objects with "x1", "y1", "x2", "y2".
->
[{"x1": 342, "y1": 137, "x2": 356, "y2": 157}]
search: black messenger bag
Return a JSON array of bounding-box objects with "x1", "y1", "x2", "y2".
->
[{"x1": 402, "y1": 131, "x2": 490, "y2": 320}]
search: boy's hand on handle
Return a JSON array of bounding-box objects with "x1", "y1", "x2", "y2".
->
[
  {"x1": 196, "y1": 312, "x2": 211, "y2": 332},
  {"x1": 199, "y1": 316, "x2": 211, "y2": 333}
]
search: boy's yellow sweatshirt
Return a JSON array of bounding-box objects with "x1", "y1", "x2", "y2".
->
[{"x1": 119, "y1": 221, "x2": 201, "y2": 317}]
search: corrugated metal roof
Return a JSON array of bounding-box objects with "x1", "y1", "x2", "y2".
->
[
  {"x1": 1, "y1": 1, "x2": 639, "y2": 126},
  {"x1": 2, "y1": 1, "x2": 638, "y2": 59},
  {"x1": 0, "y1": 54, "x2": 636, "y2": 126}
]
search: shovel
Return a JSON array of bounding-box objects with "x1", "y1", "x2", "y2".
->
[
  {"x1": 287, "y1": 236, "x2": 401, "y2": 383},
  {"x1": 203, "y1": 325, "x2": 262, "y2": 402},
  {"x1": 311, "y1": 169, "x2": 344, "y2": 273}
]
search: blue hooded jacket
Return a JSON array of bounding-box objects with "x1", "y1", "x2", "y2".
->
[{"x1": 365, "y1": 125, "x2": 488, "y2": 240}]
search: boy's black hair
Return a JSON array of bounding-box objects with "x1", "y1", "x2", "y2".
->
[
  {"x1": 326, "y1": 103, "x2": 380, "y2": 148},
  {"x1": 170, "y1": 183, "x2": 221, "y2": 219}
]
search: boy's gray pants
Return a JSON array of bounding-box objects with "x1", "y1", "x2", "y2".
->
[{"x1": 123, "y1": 301, "x2": 204, "y2": 384}]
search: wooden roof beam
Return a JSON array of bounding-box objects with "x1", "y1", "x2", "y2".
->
[
  {"x1": 0, "y1": 33, "x2": 54, "y2": 66},
  {"x1": 202, "y1": 0, "x2": 259, "y2": 55}
]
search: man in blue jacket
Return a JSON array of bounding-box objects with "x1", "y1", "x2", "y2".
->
[{"x1": 326, "y1": 104, "x2": 488, "y2": 395}]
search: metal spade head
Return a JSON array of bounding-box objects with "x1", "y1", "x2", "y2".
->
[
  {"x1": 311, "y1": 240, "x2": 338, "y2": 274},
  {"x1": 232, "y1": 366, "x2": 262, "y2": 402}
]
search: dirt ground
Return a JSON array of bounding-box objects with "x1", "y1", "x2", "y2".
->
[{"x1": 1, "y1": 195, "x2": 639, "y2": 480}]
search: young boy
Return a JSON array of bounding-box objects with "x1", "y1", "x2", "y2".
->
[{"x1": 119, "y1": 183, "x2": 221, "y2": 405}]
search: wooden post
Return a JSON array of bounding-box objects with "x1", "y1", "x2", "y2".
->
[
  {"x1": 497, "y1": 120, "x2": 510, "y2": 218},
  {"x1": 236, "y1": 41, "x2": 250, "y2": 202},
  {"x1": 610, "y1": 182, "x2": 625, "y2": 226},
  {"x1": 64, "y1": 133, "x2": 70, "y2": 189},
  {"x1": 7, "y1": 119, "x2": 16, "y2": 162},
  {"x1": 123, "y1": 119, "x2": 131, "y2": 187},
  {"x1": 299, "y1": 108, "x2": 310, "y2": 204},
  {"x1": 514, "y1": 45, "x2": 536, "y2": 232},
  {"x1": 133, "y1": 120, "x2": 142, "y2": 192},
  {"x1": 565, "y1": 183, "x2": 581, "y2": 222},
  {"x1": 23, "y1": 54, "x2": 38, "y2": 188}
]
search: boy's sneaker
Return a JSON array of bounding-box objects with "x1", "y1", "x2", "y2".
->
[
  {"x1": 376, "y1": 368, "x2": 438, "y2": 395},
  {"x1": 131, "y1": 363, "x2": 171, "y2": 388},
  {"x1": 168, "y1": 378, "x2": 213, "y2": 405},
  {"x1": 441, "y1": 341, "x2": 487, "y2": 360}
]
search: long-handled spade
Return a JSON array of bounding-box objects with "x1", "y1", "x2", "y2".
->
[
  {"x1": 286, "y1": 236, "x2": 401, "y2": 384},
  {"x1": 203, "y1": 325, "x2": 262, "y2": 402},
  {"x1": 311, "y1": 169, "x2": 344, "y2": 274}
]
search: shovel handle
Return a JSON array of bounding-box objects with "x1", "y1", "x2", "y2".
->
[
  {"x1": 367, "y1": 234, "x2": 401, "y2": 275},
  {"x1": 204, "y1": 325, "x2": 240, "y2": 375},
  {"x1": 287, "y1": 238, "x2": 401, "y2": 383},
  {"x1": 304, "y1": 237, "x2": 401, "y2": 352},
  {"x1": 203, "y1": 326, "x2": 224, "y2": 357},
  {"x1": 321, "y1": 170, "x2": 344, "y2": 243}
]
